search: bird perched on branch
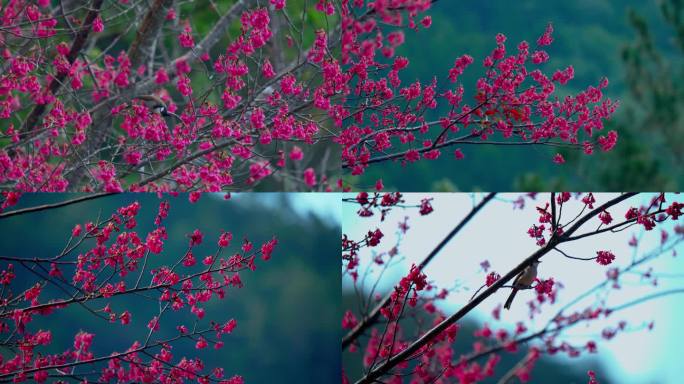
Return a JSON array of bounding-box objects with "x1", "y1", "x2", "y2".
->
[
  {"x1": 134, "y1": 94, "x2": 182, "y2": 122},
  {"x1": 504, "y1": 260, "x2": 540, "y2": 310}
]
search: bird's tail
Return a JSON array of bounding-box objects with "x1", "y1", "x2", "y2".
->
[{"x1": 504, "y1": 288, "x2": 518, "y2": 310}]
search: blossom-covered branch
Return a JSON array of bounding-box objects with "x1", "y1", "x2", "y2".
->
[
  {"x1": 340, "y1": 18, "x2": 619, "y2": 187},
  {"x1": 343, "y1": 193, "x2": 683, "y2": 384},
  {"x1": 0, "y1": 198, "x2": 277, "y2": 383}
]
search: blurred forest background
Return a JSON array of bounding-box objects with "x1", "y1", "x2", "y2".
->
[
  {"x1": 348, "y1": 0, "x2": 684, "y2": 191},
  {"x1": 0, "y1": 193, "x2": 340, "y2": 383}
]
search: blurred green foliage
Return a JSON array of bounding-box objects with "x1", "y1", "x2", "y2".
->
[{"x1": 0, "y1": 193, "x2": 340, "y2": 383}]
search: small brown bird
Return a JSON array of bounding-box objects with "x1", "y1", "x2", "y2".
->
[
  {"x1": 504, "y1": 260, "x2": 540, "y2": 310},
  {"x1": 134, "y1": 95, "x2": 182, "y2": 122}
]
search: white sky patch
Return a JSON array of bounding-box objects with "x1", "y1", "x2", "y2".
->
[
  {"x1": 221, "y1": 192, "x2": 341, "y2": 225},
  {"x1": 290, "y1": 193, "x2": 341, "y2": 225}
]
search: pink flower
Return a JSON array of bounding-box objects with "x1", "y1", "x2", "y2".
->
[
  {"x1": 34, "y1": 369, "x2": 48, "y2": 383},
  {"x1": 342, "y1": 310, "x2": 358, "y2": 329},
  {"x1": 49, "y1": 263, "x2": 62, "y2": 278},
  {"x1": 72, "y1": 224, "x2": 82, "y2": 237},
  {"x1": 124, "y1": 151, "x2": 142, "y2": 166},
  {"x1": 248, "y1": 161, "x2": 272, "y2": 183},
  {"x1": 177, "y1": 75, "x2": 192, "y2": 96},
  {"x1": 598, "y1": 131, "x2": 618, "y2": 152},
  {"x1": 120, "y1": 310, "x2": 131, "y2": 325},
  {"x1": 596, "y1": 250, "x2": 616, "y2": 266},
  {"x1": 195, "y1": 337, "x2": 208, "y2": 349},
  {"x1": 534, "y1": 278, "x2": 554, "y2": 295},
  {"x1": 262, "y1": 59, "x2": 276, "y2": 78},
  {"x1": 218, "y1": 231, "x2": 233, "y2": 247},
  {"x1": 315, "y1": 0, "x2": 334, "y2": 15},
  {"x1": 486, "y1": 272, "x2": 501, "y2": 287},
  {"x1": 93, "y1": 161, "x2": 123, "y2": 192},
  {"x1": 178, "y1": 23, "x2": 195, "y2": 48},
  {"x1": 155, "y1": 67, "x2": 169, "y2": 84},
  {"x1": 189, "y1": 229, "x2": 203, "y2": 246},
  {"x1": 74, "y1": 332, "x2": 94, "y2": 351},
  {"x1": 189, "y1": 191, "x2": 201, "y2": 203},
  {"x1": 242, "y1": 239, "x2": 253, "y2": 253},
  {"x1": 92, "y1": 15, "x2": 104, "y2": 33},
  {"x1": 588, "y1": 370, "x2": 598, "y2": 384},
  {"x1": 147, "y1": 316, "x2": 160, "y2": 331},
  {"x1": 448, "y1": 54, "x2": 473, "y2": 83},
  {"x1": 598, "y1": 210, "x2": 613, "y2": 225},
  {"x1": 537, "y1": 23, "x2": 554, "y2": 46},
  {"x1": 146, "y1": 227, "x2": 167, "y2": 254},
  {"x1": 250, "y1": 108, "x2": 265, "y2": 129},
  {"x1": 222, "y1": 319, "x2": 237, "y2": 334},
  {"x1": 183, "y1": 251, "x2": 196, "y2": 267},
  {"x1": 303, "y1": 168, "x2": 316, "y2": 187},
  {"x1": 33, "y1": 331, "x2": 52, "y2": 345},
  {"x1": 270, "y1": 0, "x2": 286, "y2": 10},
  {"x1": 405, "y1": 149, "x2": 420, "y2": 163},
  {"x1": 552, "y1": 65, "x2": 574, "y2": 85},
  {"x1": 553, "y1": 153, "x2": 565, "y2": 164},
  {"x1": 175, "y1": 59, "x2": 191, "y2": 74},
  {"x1": 261, "y1": 237, "x2": 277, "y2": 261},
  {"x1": 532, "y1": 50, "x2": 549, "y2": 64},
  {"x1": 289, "y1": 146, "x2": 303, "y2": 161},
  {"x1": 419, "y1": 198, "x2": 433, "y2": 215}
]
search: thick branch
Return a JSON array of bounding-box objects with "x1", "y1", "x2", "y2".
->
[
  {"x1": 21, "y1": 0, "x2": 104, "y2": 134},
  {"x1": 0, "y1": 193, "x2": 113, "y2": 219},
  {"x1": 559, "y1": 192, "x2": 638, "y2": 240},
  {"x1": 133, "y1": 0, "x2": 254, "y2": 96},
  {"x1": 127, "y1": 0, "x2": 175, "y2": 70}
]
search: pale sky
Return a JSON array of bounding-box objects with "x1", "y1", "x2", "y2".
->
[
  {"x1": 212, "y1": 192, "x2": 341, "y2": 225},
  {"x1": 343, "y1": 193, "x2": 684, "y2": 384}
]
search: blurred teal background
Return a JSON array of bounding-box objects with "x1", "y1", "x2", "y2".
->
[
  {"x1": 347, "y1": 0, "x2": 684, "y2": 191},
  {"x1": 0, "y1": 193, "x2": 340, "y2": 383}
]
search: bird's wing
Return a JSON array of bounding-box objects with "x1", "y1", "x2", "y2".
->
[
  {"x1": 511, "y1": 268, "x2": 526, "y2": 287},
  {"x1": 135, "y1": 94, "x2": 166, "y2": 106}
]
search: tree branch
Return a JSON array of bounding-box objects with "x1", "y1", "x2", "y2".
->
[
  {"x1": 20, "y1": 0, "x2": 105, "y2": 134},
  {"x1": 0, "y1": 192, "x2": 113, "y2": 219},
  {"x1": 342, "y1": 193, "x2": 497, "y2": 350},
  {"x1": 127, "y1": 0, "x2": 175, "y2": 70},
  {"x1": 354, "y1": 192, "x2": 642, "y2": 384}
]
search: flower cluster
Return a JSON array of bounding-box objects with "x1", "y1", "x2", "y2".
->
[
  {"x1": 595, "y1": 250, "x2": 616, "y2": 266},
  {"x1": 0, "y1": 199, "x2": 277, "y2": 382},
  {"x1": 339, "y1": 5, "x2": 618, "y2": 187},
  {"x1": 0, "y1": 0, "x2": 344, "y2": 193}
]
